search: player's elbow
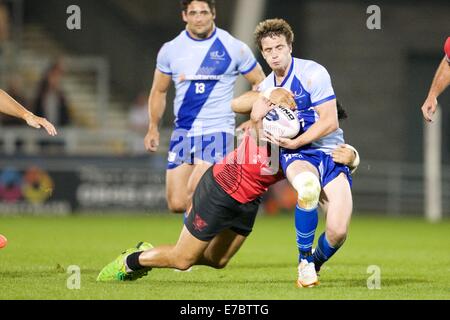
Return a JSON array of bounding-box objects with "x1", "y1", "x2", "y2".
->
[
  {"x1": 231, "y1": 97, "x2": 251, "y2": 114},
  {"x1": 326, "y1": 118, "x2": 339, "y2": 134},
  {"x1": 231, "y1": 98, "x2": 245, "y2": 113}
]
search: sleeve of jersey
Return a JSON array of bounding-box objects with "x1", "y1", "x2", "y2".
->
[
  {"x1": 309, "y1": 65, "x2": 336, "y2": 107},
  {"x1": 236, "y1": 42, "x2": 258, "y2": 75},
  {"x1": 444, "y1": 37, "x2": 450, "y2": 62},
  {"x1": 156, "y1": 43, "x2": 172, "y2": 75}
]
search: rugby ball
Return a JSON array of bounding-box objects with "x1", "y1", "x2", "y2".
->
[{"x1": 263, "y1": 107, "x2": 300, "y2": 139}]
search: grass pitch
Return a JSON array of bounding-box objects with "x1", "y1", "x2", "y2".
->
[{"x1": 0, "y1": 214, "x2": 449, "y2": 300}]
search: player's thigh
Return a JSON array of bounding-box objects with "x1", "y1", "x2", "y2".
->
[
  {"x1": 202, "y1": 229, "x2": 247, "y2": 268},
  {"x1": 187, "y1": 161, "x2": 213, "y2": 195},
  {"x1": 322, "y1": 173, "x2": 353, "y2": 234},
  {"x1": 166, "y1": 163, "x2": 194, "y2": 203},
  {"x1": 285, "y1": 159, "x2": 319, "y2": 185}
]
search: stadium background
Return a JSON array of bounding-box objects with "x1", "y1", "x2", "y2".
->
[
  {"x1": 1, "y1": 0, "x2": 449, "y2": 216},
  {"x1": 0, "y1": 0, "x2": 449, "y2": 301}
]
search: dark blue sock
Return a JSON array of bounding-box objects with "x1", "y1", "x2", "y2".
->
[
  {"x1": 295, "y1": 205, "x2": 318, "y2": 263},
  {"x1": 313, "y1": 232, "x2": 340, "y2": 271}
]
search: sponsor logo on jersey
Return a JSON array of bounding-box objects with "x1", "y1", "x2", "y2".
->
[
  {"x1": 283, "y1": 153, "x2": 304, "y2": 162},
  {"x1": 210, "y1": 50, "x2": 226, "y2": 61},
  {"x1": 293, "y1": 87, "x2": 306, "y2": 99},
  {"x1": 184, "y1": 75, "x2": 224, "y2": 81}
]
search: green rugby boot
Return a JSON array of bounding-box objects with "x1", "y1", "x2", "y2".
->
[{"x1": 96, "y1": 242, "x2": 153, "y2": 282}]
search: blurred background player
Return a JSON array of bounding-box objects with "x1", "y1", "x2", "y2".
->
[
  {"x1": 233, "y1": 19, "x2": 354, "y2": 287},
  {"x1": 128, "y1": 91, "x2": 150, "y2": 155},
  {"x1": 97, "y1": 97, "x2": 358, "y2": 282},
  {"x1": 33, "y1": 60, "x2": 71, "y2": 128},
  {"x1": 31, "y1": 60, "x2": 70, "y2": 153},
  {"x1": 421, "y1": 36, "x2": 450, "y2": 122},
  {"x1": 143, "y1": 0, "x2": 266, "y2": 213}
]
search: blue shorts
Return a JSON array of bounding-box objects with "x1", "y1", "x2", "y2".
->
[
  {"x1": 280, "y1": 148, "x2": 352, "y2": 188},
  {"x1": 167, "y1": 130, "x2": 234, "y2": 170}
]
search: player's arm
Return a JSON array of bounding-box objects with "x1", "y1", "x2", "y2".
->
[
  {"x1": 144, "y1": 69, "x2": 171, "y2": 152},
  {"x1": 0, "y1": 89, "x2": 57, "y2": 136},
  {"x1": 421, "y1": 56, "x2": 450, "y2": 122},
  {"x1": 242, "y1": 63, "x2": 265, "y2": 90},
  {"x1": 332, "y1": 144, "x2": 360, "y2": 174},
  {"x1": 232, "y1": 90, "x2": 260, "y2": 114},
  {"x1": 232, "y1": 87, "x2": 296, "y2": 114},
  {"x1": 268, "y1": 99, "x2": 339, "y2": 149}
]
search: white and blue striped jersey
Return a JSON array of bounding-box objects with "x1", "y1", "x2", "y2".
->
[
  {"x1": 157, "y1": 27, "x2": 257, "y2": 136},
  {"x1": 258, "y1": 57, "x2": 344, "y2": 154}
]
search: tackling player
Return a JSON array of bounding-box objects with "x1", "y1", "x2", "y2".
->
[
  {"x1": 144, "y1": 0, "x2": 272, "y2": 213},
  {"x1": 97, "y1": 97, "x2": 358, "y2": 282},
  {"x1": 421, "y1": 36, "x2": 450, "y2": 122}
]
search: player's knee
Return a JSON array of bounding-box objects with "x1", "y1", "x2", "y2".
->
[
  {"x1": 174, "y1": 261, "x2": 193, "y2": 271},
  {"x1": 292, "y1": 172, "x2": 321, "y2": 210},
  {"x1": 167, "y1": 197, "x2": 187, "y2": 213},
  {"x1": 173, "y1": 257, "x2": 195, "y2": 271}
]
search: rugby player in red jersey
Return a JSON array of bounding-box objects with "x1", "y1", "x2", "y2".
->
[{"x1": 97, "y1": 97, "x2": 358, "y2": 281}]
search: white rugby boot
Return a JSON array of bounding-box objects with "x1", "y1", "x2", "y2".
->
[{"x1": 296, "y1": 259, "x2": 319, "y2": 288}]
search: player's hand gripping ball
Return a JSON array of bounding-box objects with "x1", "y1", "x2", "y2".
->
[{"x1": 263, "y1": 107, "x2": 300, "y2": 139}]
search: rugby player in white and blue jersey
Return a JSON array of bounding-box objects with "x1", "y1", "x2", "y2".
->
[
  {"x1": 144, "y1": 0, "x2": 266, "y2": 213},
  {"x1": 233, "y1": 19, "x2": 355, "y2": 288}
]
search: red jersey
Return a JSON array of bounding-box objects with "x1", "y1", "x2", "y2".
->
[
  {"x1": 213, "y1": 132, "x2": 284, "y2": 203},
  {"x1": 445, "y1": 37, "x2": 450, "y2": 61}
]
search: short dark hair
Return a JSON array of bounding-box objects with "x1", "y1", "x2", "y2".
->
[
  {"x1": 180, "y1": 0, "x2": 215, "y2": 13},
  {"x1": 254, "y1": 18, "x2": 294, "y2": 51}
]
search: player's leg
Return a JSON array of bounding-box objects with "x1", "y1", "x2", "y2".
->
[
  {"x1": 197, "y1": 229, "x2": 247, "y2": 269},
  {"x1": 313, "y1": 172, "x2": 353, "y2": 272},
  {"x1": 285, "y1": 160, "x2": 320, "y2": 263},
  {"x1": 186, "y1": 160, "x2": 213, "y2": 210},
  {"x1": 166, "y1": 163, "x2": 194, "y2": 213},
  {"x1": 143, "y1": 164, "x2": 250, "y2": 271},
  {"x1": 96, "y1": 226, "x2": 211, "y2": 281},
  {"x1": 285, "y1": 159, "x2": 321, "y2": 287},
  {"x1": 166, "y1": 130, "x2": 195, "y2": 213},
  {"x1": 197, "y1": 194, "x2": 259, "y2": 268},
  {"x1": 318, "y1": 190, "x2": 329, "y2": 215},
  {"x1": 137, "y1": 225, "x2": 210, "y2": 271}
]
